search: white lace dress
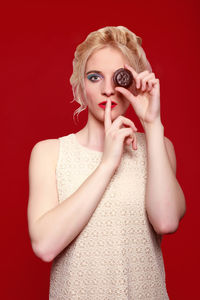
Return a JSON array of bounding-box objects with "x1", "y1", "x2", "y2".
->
[{"x1": 49, "y1": 132, "x2": 169, "y2": 300}]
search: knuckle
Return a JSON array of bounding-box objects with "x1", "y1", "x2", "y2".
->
[{"x1": 127, "y1": 128, "x2": 134, "y2": 134}]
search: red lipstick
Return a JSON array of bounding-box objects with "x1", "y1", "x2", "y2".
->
[{"x1": 98, "y1": 101, "x2": 117, "y2": 109}]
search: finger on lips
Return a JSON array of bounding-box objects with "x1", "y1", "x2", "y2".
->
[
  {"x1": 105, "y1": 98, "x2": 137, "y2": 132},
  {"x1": 104, "y1": 98, "x2": 137, "y2": 150},
  {"x1": 104, "y1": 98, "x2": 112, "y2": 131}
]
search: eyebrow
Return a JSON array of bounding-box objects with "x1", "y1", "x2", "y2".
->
[{"x1": 86, "y1": 70, "x2": 103, "y2": 75}]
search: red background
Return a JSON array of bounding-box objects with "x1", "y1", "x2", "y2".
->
[{"x1": 1, "y1": 0, "x2": 199, "y2": 299}]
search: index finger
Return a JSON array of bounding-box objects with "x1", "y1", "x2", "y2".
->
[{"x1": 104, "y1": 98, "x2": 112, "y2": 131}]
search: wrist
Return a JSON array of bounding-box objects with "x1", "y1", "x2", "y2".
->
[
  {"x1": 141, "y1": 117, "x2": 164, "y2": 134},
  {"x1": 99, "y1": 161, "x2": 117, "y2": 175}
]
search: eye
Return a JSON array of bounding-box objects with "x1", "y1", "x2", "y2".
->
[{"x1": 87, "y1": 73, "x2": 102, "y2": 82}]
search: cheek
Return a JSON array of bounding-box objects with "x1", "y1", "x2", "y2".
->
[{"x1": 85, "y1": 83, "x2": 97, "y2": 100}]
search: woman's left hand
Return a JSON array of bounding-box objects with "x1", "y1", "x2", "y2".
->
[{"x1": 115, "y1": 64, "x2": 161, "y2": 127}]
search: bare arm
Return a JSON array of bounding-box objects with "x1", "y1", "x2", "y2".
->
[
  {"x1": 27, "y1": 140, "x2": 115, "y2": 262},
  {"x1": 143, "y1": 119, "x2": 186, "y2": 235},
  {"x1": 28, "y1": 101, "x2": 138, "y2": 263}
]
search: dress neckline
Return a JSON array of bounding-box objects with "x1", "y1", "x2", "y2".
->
[{"x1": 72, "y1": 133, "x2": 103, "y2": 155}]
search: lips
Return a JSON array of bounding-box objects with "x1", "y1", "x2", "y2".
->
[
  {"x1": 98, "y1": 101, "x2": 117, "y2": 106},
  {"x1": 98, "y1": 101, "x2": 117, "y2": 110}
]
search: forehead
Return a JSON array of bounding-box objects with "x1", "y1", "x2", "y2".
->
[{"x1": 85, "y1": 47, "x2": 128, "y2": 72}]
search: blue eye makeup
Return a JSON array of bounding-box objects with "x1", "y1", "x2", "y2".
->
[{"x1": 87, "y1": 73, "x2": 102, "y2": 82}]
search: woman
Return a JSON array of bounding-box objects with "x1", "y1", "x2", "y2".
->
[{"x1": 27, "y1": 26, "x2": 186, "y2": 299}]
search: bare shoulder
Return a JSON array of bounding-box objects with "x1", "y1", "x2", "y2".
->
[
  {"x1": 28, "y1": 139, "x2": 61, "y2": 237},
  {"x1": 30, "y1": 138, "x2": 59, "y2": 169}
]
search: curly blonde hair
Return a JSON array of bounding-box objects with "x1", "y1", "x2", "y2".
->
[{"x1": 70, "y1": 26, "x2": 152, "y2": 124}]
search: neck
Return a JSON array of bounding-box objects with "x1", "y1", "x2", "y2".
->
[{"x1": 77, "y1": 111, "x2": 106, "y2": 151}]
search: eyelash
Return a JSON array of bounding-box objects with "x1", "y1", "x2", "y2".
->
[{"x1": 87, "y1": 74, "x2": 102, "y2": 82}]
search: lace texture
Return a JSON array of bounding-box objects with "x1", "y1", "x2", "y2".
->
[{"x1": 49, "y1": 132, "x2": 169, "y2": 300}]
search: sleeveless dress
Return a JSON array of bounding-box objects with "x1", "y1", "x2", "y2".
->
[{"x1": 49, "y1": 132, "x2": 169, "y2": 300}]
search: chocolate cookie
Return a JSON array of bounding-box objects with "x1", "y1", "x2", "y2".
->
[{"x1": 113, "y1": 68, "x2": 134, "y2": 88}]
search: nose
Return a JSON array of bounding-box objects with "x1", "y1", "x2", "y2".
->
[{"x1": 101, "y1": 77, "x2": 115, "y2": 97}]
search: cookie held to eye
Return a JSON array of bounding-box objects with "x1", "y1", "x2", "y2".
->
[{"x1": 113, "y1": 68, "x2": 134, "y2": 88}]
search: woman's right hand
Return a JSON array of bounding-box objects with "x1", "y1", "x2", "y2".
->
[{"x1": 101, "y1": 98, "x2": 138, "y2": 171}]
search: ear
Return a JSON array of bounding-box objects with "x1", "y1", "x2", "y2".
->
[{"x1": 164, "y1": 136, "x2": 177, "y2": 175}]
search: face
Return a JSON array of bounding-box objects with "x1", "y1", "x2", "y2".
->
[{"x1": 84, "y1": 47, "x2": 131, "y2": 122}]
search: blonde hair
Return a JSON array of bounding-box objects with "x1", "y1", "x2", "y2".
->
[{"x1": 70, "y1": 26, "x2": 152, "y2": 124}]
